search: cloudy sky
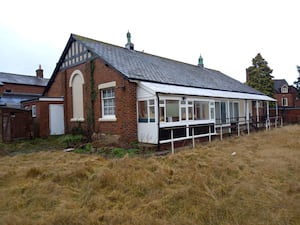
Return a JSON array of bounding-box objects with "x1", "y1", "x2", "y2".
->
[{"x1": 0, "y1": 0, "x2": 299, "y2": 84}]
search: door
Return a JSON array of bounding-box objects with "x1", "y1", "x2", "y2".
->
[{"x1": 49, "y1": 104, "x2": 65, "y2": 135}]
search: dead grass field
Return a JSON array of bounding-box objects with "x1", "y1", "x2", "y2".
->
[{"x1": 0, "y1": 125, "x2": 299, "y2": 225}]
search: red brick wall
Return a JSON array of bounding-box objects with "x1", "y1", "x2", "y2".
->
[
  {"x1": 46, "y1": 59, "x2": 138, "y2": 143},
  {"x1": 0, "y1": 83, "x2": 45, "y2": 95},
  {"x1": 46, "y1": 70, "x2": 66, "y2": 97},
  {"x1": 274, "y1": 92, "x2": 298, "y2": 107},
  {"x1": 22, "y1": 100, "x2": 65, "y2": 138},
  {"x1": 270, "y1": 108, "x2": 300, "y2": 124}
]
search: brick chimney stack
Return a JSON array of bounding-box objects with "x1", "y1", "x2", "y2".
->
[{"x1": 36, "y1": 65, "x2": 43, "y2": 78}]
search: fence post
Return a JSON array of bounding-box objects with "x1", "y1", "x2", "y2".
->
[
  {"x1": 208, "y1": 124, "x2": 211, "y2": 142},
  {"x1": 171, "y1": 129, "x2": 174, "y2": 154},
  {"x1": 192, "y1": 127, "x2": 195, "y2": 148},
  {"x1": 220, "y1": 124, "x2": 223, "y2": 141}
]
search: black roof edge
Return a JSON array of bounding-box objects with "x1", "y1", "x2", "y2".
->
[{"x1": 43, "y1": 34, "x2": 76, "y2": 95}]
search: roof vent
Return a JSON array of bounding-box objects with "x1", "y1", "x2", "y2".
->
[{"x1": 125, "y1": 31, "x2": 134, "y2": 50}]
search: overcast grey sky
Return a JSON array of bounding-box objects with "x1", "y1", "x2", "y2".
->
[{"x1": 0, "y1": 0, "x2": 299, "y2": 85}]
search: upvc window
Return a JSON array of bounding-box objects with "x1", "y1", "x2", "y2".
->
[
  {"x1": 229, "y1": 102, "x2": 239, "y2": 122},
  {"x1": 98, "y1": 81, "x2": 116, "y2": 121},
  {"x1": 215, "y1": 101, "x2": 227, "y2": 124},
  {"x1": 166, "y1": 100, "x2": 179, "y2": 122},
  {"x1": 32, "y1": 105, "x2": 36, "y2": 118},
  {"x1": 282, "y1": 97, "x2": 288, "y2": 106},
  {"x1": 180, "y1": 100, "x2": 187, "y2": 120},
  {"x1": 138, "y1": 99, "x2": 155, "y2": 123},
  {"x1": 102, "y1": 87, "x2": 115, "y2": 117},
  {"x1": 281, "y1": 85, "x2": 288, "y2": 94},
  {"x1": 188, "y1": 101, "x2": 193, "y2": 120},
  {"x1": 194, "y1": 101, "x2": 209, "y2": 120}
]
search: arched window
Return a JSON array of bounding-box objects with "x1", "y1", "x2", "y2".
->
[{"x1": 69, "y1": 70, "x2": 85, "y2": 121}]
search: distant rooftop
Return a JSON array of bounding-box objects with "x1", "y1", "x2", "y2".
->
[
  {"x1": 0, "y1": 72, "x2": 49, "y2": 86},
  {"x1": 0, "y1": 92, "x2": 41, "y2": 108}
]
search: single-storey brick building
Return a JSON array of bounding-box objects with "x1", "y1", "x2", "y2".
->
[{"x1": 23, "y1": 33, "x2": 276, "y2": 146}]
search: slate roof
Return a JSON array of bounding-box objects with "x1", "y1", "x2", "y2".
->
[
  {"x1": 273, "y1": 79, "x2": 289, "y2": 93},
  {"x1": 71, "y1": 34, "x2": 265, "y2": 96},
  {"x1": 0, "y1": 72, "x2": 49, "y2": 86},
  {"x1": 0, "y1": 92, "x2": 41, "y2": 108}
]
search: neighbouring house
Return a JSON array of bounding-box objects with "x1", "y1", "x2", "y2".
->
[
  {"x1": 0, "y1": 66, "x2": 49, "y2": 108},
  {"x1": 22, "y1": 33, "x2": 277, "y2": 148},
  {"x1": 0, "y1": 67, "x2": 49, "y2": 142},
  {"x1": 271, "y1": 79, "x2": 300, "y2": 123}
]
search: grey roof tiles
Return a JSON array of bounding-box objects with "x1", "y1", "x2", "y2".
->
[
  {"x1": 73, "y1": 34, "x2": 264, "y2": 96},
  {"x1": 0, "y1": 72, "x2": 49, "y2": 86}
]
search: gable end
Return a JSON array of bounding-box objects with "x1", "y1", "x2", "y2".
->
[{"x1": 60, "y1": 40, "x2": 93, "y2": 70}]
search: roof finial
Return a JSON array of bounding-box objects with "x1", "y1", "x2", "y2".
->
[
  {"x1": 127, "y1": 31, "x2": 131, "y2": 43},
  {"x1": 198, "y1": 55, "x2": 204, "y2": 67},
  {"x1": 125, "y1": 31, "x2": 134, "y2": 50}
]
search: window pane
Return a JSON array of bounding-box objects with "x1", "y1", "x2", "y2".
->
[
  {"x1": 160, "y1": 106, "x2": 165, "y2": 122},
  {"x1": 188, "y1": 106, "x2": 193, "y2": 120},
  {"x1": 215, "y1": 102, "x2": 226, "y2": 124},
  {"x1": 138, "y1": 101, "x2": 148, "y2": 123},
  {"x1": 149, "y1": 99, "x2": 155, "y2": 105},
  {"x1": 201, "y1": 102, "x2": 209, "y2": 120},
  {"x1": 181, "y1": 107, "x2": 186, "y2": 120},
  {"x1": 166, "y1": 100, "x2": 179, "y2": 122},
  {"x1": 210, "y1": 107, "x2": 215, "y2": 120},
  {"x1": 194, "y1": 101, "x2": 209, "y2": 120},
  {"x1": 221, "y1": 102, "x2": 226, "y2": 123},
  {"x1": 234, "y1": 103, "x2": 239, "y2": 121},
  {"x1": 149, "y1": 106, "x2": 155, "y2": 122}
]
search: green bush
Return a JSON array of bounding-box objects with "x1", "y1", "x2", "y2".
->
[
  {"x1": 111, "y1": 148, "x2": 138, "y2": 158},
  {"x1": 58, "y1": 134, "x2": 83, "y2": 148},
  {"x1": 111, "y1": 148, "x2": 126, "y2": 158}
]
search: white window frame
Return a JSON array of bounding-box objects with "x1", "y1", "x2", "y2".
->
[
  {"x1": 32, "y1": 105, "x2": 37, "y2": 118},
  {"x1": 281, "y1": 85, "x2": 288, "y2": 94},
  {"x1": 159, "y1": 97, "x2": 214, "y2": 124},
  {"x1": 282, "y1": 97, "x2": 288, "y2": 107},
  {"x1": 98, "y1": 81, "x2": 117, "y2": 121},
  {"x1": 138, "y1": 99, "x2": 155, "y2": 123},
  {"x1": 229, "y1": 101, "x2": 239, "y2": 122},
  {"x1": 215, "y1": 101, "x2": 227, "y2": 124}
]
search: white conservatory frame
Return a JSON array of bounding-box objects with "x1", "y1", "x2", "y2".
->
[{"x1": 136, "y1": 81, "x2": 277, "y2": 151}]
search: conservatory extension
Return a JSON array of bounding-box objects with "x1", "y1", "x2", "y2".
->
[{"x1": 137, "y1": 81, "x2": 278, "y2": 151}]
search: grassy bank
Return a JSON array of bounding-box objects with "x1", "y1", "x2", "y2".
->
[{"x1": 0, "y1": 125, "x2": 299, "y2": 225}]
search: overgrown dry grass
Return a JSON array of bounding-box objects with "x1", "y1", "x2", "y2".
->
[{"x1": 0, "y1": 125, "x2": 299, "y2": 225}]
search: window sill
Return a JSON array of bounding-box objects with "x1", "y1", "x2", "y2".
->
[
  {"x1": 98, "y1": 117, "x2": 117, "y2": 122},
  {"x1": 71, "y1": 118, "x2": 85, "y2": 122}
]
